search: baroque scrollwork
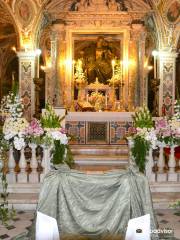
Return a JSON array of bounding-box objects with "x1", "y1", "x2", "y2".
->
[{"x1": 70, "y1": 0, "x2": 128, "y2": 12}]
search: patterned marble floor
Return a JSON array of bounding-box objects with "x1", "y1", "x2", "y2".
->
[{"x1": 0, "y1": 209, "x2": 180, "y2": 239}]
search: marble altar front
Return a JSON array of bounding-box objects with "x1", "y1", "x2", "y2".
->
[{"x1": 66, "y1": 112, "x2": 134, "y2": 144}]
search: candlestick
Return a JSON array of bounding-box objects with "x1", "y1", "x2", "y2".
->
[
  {"x1": 152, "y1": 50, "x2": 158, "y2": 79},
  {"x1": 112, "y1": 60, "x2": 115, "y2": 77},
  {"x1": 37, "y1": 57, "x2": 39, "y2": 78},
  {"x1": 105, "y1": 94, "x2": 108, "y2": 108},
  {"x1": 121, "y1": 60, "x2": 123, "y2": 86},
  {"x1": 86, "y1": 94, "x2": 89, "y2": 102},
  {"x1": 154, "y1": 55, "x2": 157, "y2": 79}
]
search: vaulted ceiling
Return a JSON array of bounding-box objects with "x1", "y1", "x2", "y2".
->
[
  {"x1": 0, "y1": 0, "x2": 179, "y2": 51},
  {"x1": 0, "y1": 2, "x2": 17, "y2": 49}
]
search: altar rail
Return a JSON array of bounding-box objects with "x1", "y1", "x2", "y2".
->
[
  {"x1": 145, "y1": 145, "x2": 180, "y2": 184},
  {"x1": 4, "y1": 145, "x2": 51, "y2": 186},
  {"x1": 2, "y1": 142, "x2": 180, "y2": 193}
]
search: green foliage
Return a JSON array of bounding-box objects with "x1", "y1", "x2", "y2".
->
[
  {"x1": 170, "y1": 200, "x2": 180, "y2": 210},
  {"x1": 12, "y1": 81, "x2": 19, "y2": 97},
  {"x1": 0, "y1": 133, "x2": 9, "y2": 152},
  {"x1": 52, "y1": 140, "x2": 74, "y2": 167},
  {"x1": 0, "y1": 131, "x2": 15, "y2": 225},
  {"x1": 41, "y1": 104, "x2": 64, "y2": 129},
  {"x1": 0, "y1": 173, "x2": 16, "y2": 226},
  {"x1": 133, "y1": 105, "x2": 153, "y2": 129},
  {"x1": 131, "y1": 136, "x2": 150, "y2": 173}
]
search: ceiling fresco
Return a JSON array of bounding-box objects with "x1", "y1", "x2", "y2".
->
[{"x1": 0, "y1": 0, "x2": 179, "y2": 51}]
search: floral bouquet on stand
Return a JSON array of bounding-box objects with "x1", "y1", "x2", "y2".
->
[
  {"x1": 40, "y1": 104, "x2": 74, "y2": 167},
  {"x1": 130, "y1": 105, "x2": 157, "y2": 172},
  {"x1": 155, "y1": 99, "x2": 180, "y2": 146},
  {"x1": 25, "y1": 118, "x2": 44, "y2": 145},
  {"x1": 2, "y1": 94, "x2": 28, "y2": 151}
]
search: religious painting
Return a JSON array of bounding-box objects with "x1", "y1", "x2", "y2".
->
[
  {"x1": 166, "y1": 1, "x2": 180, "y2": 23},
  {"x1": 74, "y1": 34, "x2": 122, "y2": 85},
  {"x1": 15, "y1": 0, "x2": 34, "y2": 26}
]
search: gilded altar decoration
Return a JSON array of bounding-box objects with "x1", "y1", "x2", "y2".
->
[
  {"x1": 108, "y1": 60, "x2": 122, "y2": 88},
  {"x1": 74, "y1": 59, "x2": 87, "y2": 88},
  {"x1": 88, "y1": 91, "x2": 105, "y2": 111},
  {"x1": 70, "y1": 0, "x2": 127, "y2": 12}
]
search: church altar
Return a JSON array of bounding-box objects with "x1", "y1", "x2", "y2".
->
[{"x1": 66, "y1": 112, "x2": 134, "y2": 144}]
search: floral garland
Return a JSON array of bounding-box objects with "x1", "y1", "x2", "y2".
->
[{"x1": 0, "y1": 133, "x2": 16, "y2": 225}]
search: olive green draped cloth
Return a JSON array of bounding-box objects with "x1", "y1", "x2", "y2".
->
[{"x1": 14, "y1": 166, "x2": 159, "y2": 239}]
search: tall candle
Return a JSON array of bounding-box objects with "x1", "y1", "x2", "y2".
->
[
  {"x1": 37, "y1": 56, "x2": 39, "y2": 78},
  {"x1": 35, "y1": 49, "x2": 41, "y2": 78},
  {"x1": 112, "y1": 60, "x2": 115, "y2": 77},
  {"x1": 154, "y1": 55, "x2": 157, "y2": 79},
  {"x1": 121, "y1": 61, "x2": 123, "y2": 85},
  {"x1": 105, "y1": 94, "x2": 108, "y2": 108}
]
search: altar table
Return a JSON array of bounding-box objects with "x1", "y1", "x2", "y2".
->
[
  {"x1": 17, "y1": 166, "x2": 159, "y2": 240},
  {"x1": 66, "y1": 112, "x2": 134, "y2": 144}
]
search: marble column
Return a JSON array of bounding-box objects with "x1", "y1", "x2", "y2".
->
[
  {"x1": 158, "y1": 51, "x2": 178, "y2": 116},
  {"x1": 56, "y1": 24, "x2": 66, "y2": 107},
  {"x1": 17, "y1": 51, "x2": 36, "y2": 120},
  {"x1": 45, "y1": 31, "x2": 58, "y2": 105},
  {"x1": 130, "y1": 25, "x2": 146, "y2": 107}
]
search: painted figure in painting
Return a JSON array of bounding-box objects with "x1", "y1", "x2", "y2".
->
[
  {"x1": 75, "y1": 36, "x2": 119, "y2": 84},
  {"x1": 19, "y1": 0, "x2": 31, "y2": 22},
  {"x1": 167, "y1": 1, "x2": 180, "y2": 23}
]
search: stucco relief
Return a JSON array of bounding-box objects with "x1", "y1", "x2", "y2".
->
[
  {"x1": 166, "y1": 1, "x2": 180, "y2": 23},
  {"x1": 15, "y1": 0, "x2": 34, "y2": 27}
]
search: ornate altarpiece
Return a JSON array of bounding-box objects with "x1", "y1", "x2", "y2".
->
[{"x1": 44, "y1": 0, "x2": 150, "y2": 111}]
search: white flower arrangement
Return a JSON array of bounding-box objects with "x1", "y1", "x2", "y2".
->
[{"x1": 1, "y1": 93, "x2": 28, "y2": 151}]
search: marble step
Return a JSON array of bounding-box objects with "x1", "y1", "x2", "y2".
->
[
  {"x1": 5, "y1": 191, "x2": 180, "y2": 210},
  {"x1": 70, "y1": 145, "x2": 129, "y2": 156},
  {"x1": 74, "y1": 154, "x2": 129, "y2": 171},
  {"x1": 74, "y1": 154, "x2": 128, "y2": 165}
]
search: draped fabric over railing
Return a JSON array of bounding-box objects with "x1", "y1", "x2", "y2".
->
[{"x1": 14, "y1": 166, "x2": 159, "y2": 240}]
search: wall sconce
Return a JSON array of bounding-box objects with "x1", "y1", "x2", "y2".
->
[
  {"x1": 40, "y1": 63, "x2": 52, "y2": 71},
  {"x1": 147, "y1": 66, "x2": 153, "y2": 71},
  {"x1": 11, "y1": 46, "x2": 16, "y2": 52}
]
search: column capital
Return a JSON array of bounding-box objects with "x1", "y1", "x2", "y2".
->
[
  {"x1": 158, "y1": 51, "x2": 178, "y2": 60},
  {"x1": 17, "y1": 51, "x2": 36, "y2": 59}
]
